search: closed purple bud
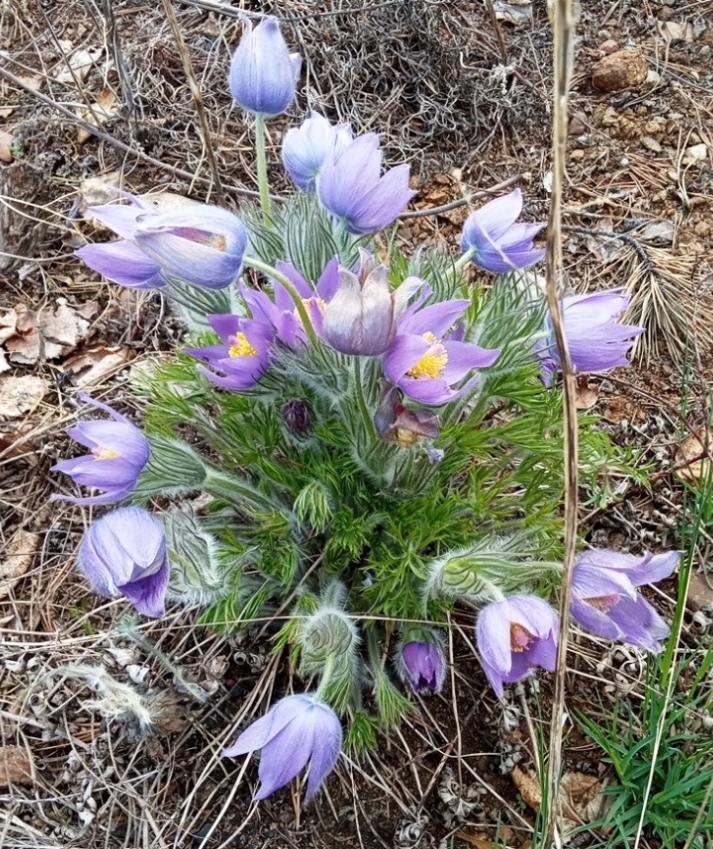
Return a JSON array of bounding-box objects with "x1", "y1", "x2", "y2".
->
[
  {"x1": 223, "y1": 693, "x2": 342, "y2": 801},
  {"x1": 476, "y1": 595, "x2": 558, "y2": 697},
  {"x1": 398, "y1": 631, "x2": 446, "y2": 694},
  {"x1": 538, "y1": 290, "x2": 644, "y2": 385},
  {"x1": 570, "y1": 549, "x2": 679, "y2": 652},
  {"x1": 461, "y1": 189, "x2": 545, "y2": 273},
  {"x1": 77, "y1": 506, "x2": 170, "y2": 618},
  {"x1": 317, "y1": 133, "x2": 416, "y2": 234},
  {"x1": 228, "y1": 16, "x2": 301, "y2": 117},
  {"x1": 282, "y1": 111, "x2": 353, "y2": 191},
  {"x1": 281, "y1": 399, "x2": 313, "y2": 436},
  {"x1": 134, "y1": 206, "x2": 248, "y2": 290},
  {"x1": 51, "y1": 393, "x2": 150, "y2": 505}
]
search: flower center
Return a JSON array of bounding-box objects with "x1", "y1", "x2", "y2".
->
[
  {"x1": 171, "y1": 226, "x2": 227, "y2": 253},
  {"x1": 407, "y1": 332, "x2": 448, "y2": 380},
  {"x1": 228, "y1": 333, "x2": 257, "y2": 358},
  {"x1": 510, "y1": 622, "x2": 535, "y2": 653},
  {"x1": 586, "y1": 594, "x2": 620, "y2": 613},
  {"x1": 92, "y1": 447, "x2": 119, "y2": 460}
]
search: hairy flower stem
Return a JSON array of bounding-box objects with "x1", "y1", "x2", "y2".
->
[
  {"x1": 454, "y1": 246, "x2": 476, "y2": 271},
  {"x1": 243, "y1": 256, "x2": 319, "y2": 346},
  {"x1": 255, "y1": 113, "x2": 272, "y2": 221},
  {"x1": 313, "y1": 655, "x2": 335, "y2": 704},
  {"x1": 204, "y1": 467, "x2": 292, "y2": 520},
  {"x1": 353, "y1": 357, "x2": 378, "y2": 443}
]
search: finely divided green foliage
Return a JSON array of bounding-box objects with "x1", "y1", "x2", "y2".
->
[{"x1": 132, "y1": 193, "x2": 638, "y2": 736}]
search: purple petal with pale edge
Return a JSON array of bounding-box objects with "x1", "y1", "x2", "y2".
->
[
  {"x1": 63, "y1": 420, "x2": 149, "y2": 461},
  {"x1": 241, "y1": 285, "x2": 277, "y2": 326},
  {"x1": 474, "y1": 245, "x2": 546, "y2": 274},
  {"x1": 318, "y1": 134, "x2": 382, "y2": 219},
  {"x1": 76, "y1": 242, "x2": 164, "y2": 289},
  {"x1": 627, "y1": 551, "x2": 680, "y2": 586},
  {"x1": 304, "y1": 704, "x2": 342, "y2": 800},
  {"x1": 496, "y1": 222, "x2": 545, "y2": 250},
  {"x1": 479, "y1": 657, "x2": 505, "y2": 697},
  {"x1": 383, "y1": 334, "x2": 431, "y2": 384},
  {"x1": 52, "y1": 455, "x2": 142, "y2": 489},
  {"x1": 501, "y1": 650, "x2": 532, "y2": 683},
  {"x1": 441, "y1": 340, "x2": 500, "y2": 382},
  {"x1": 562, "y1": 291, "x2": 629, "y2": 324},
  {"x1": 87, "y1": 203, "x2": 148, "y2": 239},
  {"x1": 207, "y1": 314, "x2": 241, "y2": 341},
  {"x1": 120, "y1": 557, "x2": 169, "y2": 618},
  {"x1": 51, "y1": 487, "x2": 133, "y2": 507},
  {"x1": 571, "y1": 562, "x2": 637, "y2": 600},
  {"x1": 571, "y1": 597, "x2": 622, "y2": 640},
  {"x1": 399, "y1": 299, "x2": 470, "y2": 338},
  {"x1": 461, "y1": 189, "x2": 523, "y2": 249},
  {"x1": 256, "y1": 712, "x2": 316, "y2": 799},
  {"x1": 344, "y1": 164, "x2": 416, "y2": 234},
  {"x1": 197, "y1": 366, "x2": 261, "y2": 391},
  {"x1": 183, "y1": 344, "x2": 234, "y2": 362},
  {"x1": 76, "y1": 392, "x2": 129, "y2": 423},
  {"x1": 282, "y1": 113, "x2": 336, "y2": 191},
  {"x1": 476, "y1": 601, "x2": 513, "y2": 677},
  {"x1": 224, "y1": 695, "x2": 311, "y2": 757},
  {"x1": 135, "y1": 234, "x2": 241, "y2": 290}
]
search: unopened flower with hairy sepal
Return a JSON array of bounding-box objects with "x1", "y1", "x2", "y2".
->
[
  {"x1": 317, "y1": 133, "x2": 416, "y2": 234},
  {"x1": 228, "y1": 16, "x2": 301, "y2": 117},
  {"x1": 184, "y1": 314, "x2": 273, "y2": 391},
  {"x1": 538, "y1": 290, "x2": 643, "y2": 386},
  {"x1": 384, "y1": 295, "x2": 500, "y2": 405},
  {"x1": 223, "y1": 693, "x2": 342, "y2": 801},
  {"x1": 460, "y1": 189, "x2": 545, "y2": 273},
  {"x1": 476, "y1": 595, "x2": 558, "y2": 697},
  {"x1": 77, "y1": 506, "x2": 170, "y2": 618},
  {"x1": 282, "y1": 111, "x2": 353, "y2": 191},
  {"x1": 134, "y1": 206, "x2": 248, "y2": 290},
  {"x1": 396, "y1": 628, "x2": 447, "y2": 694},
  {"x1": 51, "y1": 393, "x2": 150, "y2": 505},
  {"x1": 570, "y1": 549, "x2": 680, "y2": 653},
  {"x1": 163, "y1": 510, "x2": 228, "y2": 606}
]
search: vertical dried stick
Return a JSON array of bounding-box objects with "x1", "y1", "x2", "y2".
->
[
  {"x1": 162, "y1": 0, "x2": 224, "y2": 202},
  {"x1": 544, "y1": 0, "x2": 579, "y2": 844}
]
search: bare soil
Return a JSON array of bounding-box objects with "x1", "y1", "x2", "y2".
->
[{"x1": 1, "y1": 1, "x2": 713, "y2": 848}]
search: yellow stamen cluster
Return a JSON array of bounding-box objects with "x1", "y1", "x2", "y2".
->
[
  {"x1": 228, "y1": 332, "x2": 257, "y2": 358},
  {"x1": 92, "y1": 447, "x2": 119, "y2": 461},
  {"x1": 407, "y1": 332, "x2": 448, "y2": 380}
]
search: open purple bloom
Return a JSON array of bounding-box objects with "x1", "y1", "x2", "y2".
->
[
  {"x1": 571, "y1": 549, "x2": 680, "y2": 652},
  {"x1": 282, "y1": 111, "x2": 353, "y2": 191},
  {"x1": 184, "y1": 314, "x2": 273, "y2": 391},
  {"x1": 77, "y1": 506, "x2": 169, "y2": 618},
  {"x1": 134, "y1": 206, "x2": 248, "y2": 290},
  {"x1": 317, "y1": 133, "x2": 416, "y2": 234},
  {"x1": 223, "y1": 693, "x2": 342, "y2": 801},
  {"x1": 461, "y1": 189, "x2": 545, "y2": 273},
  {"x1": 383, "y1": 296, "x2": 500, "y2": 405},
  {"x1": 228, "y1": 16, "x2": 301, "y2": 117},
  {"x1": 476, "y1": 595, "x2": 558, "y2": 697},
  {"x1": 51, "y1": 393, "x2": 150, "y2": 506},
  {"x1": 398, "y1": 632, "x2": 447, "y2": 694},
  {"x1": 76, "y1": 241, "x2": 165, "y2": 290},
  {"x1": 538, "y1": 290, "x2": 644, "y2": 386}
]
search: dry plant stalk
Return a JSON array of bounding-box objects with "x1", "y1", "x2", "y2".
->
[{"x1": 544, "y1": 0, "x2": 579, "y2": 844}]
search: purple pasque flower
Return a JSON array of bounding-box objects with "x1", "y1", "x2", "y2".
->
[
  {"x1": 282, "y1": 111, "x2": 353, "y2": 191},
  {"x1": 397, "y1": 630, "x2": 447, "y2": 694},
  {"x1": 317, "y1": 133, "x2": 416, "y2": 235},
  {"x1": 570, "y1": 549, "x2": 680, "y2": 653},
  {"x1": 538, "y1": 290, "x2": 644, "y2": 386},
  {"x1": 51, "y1": 393, "x2": 150, "y2": 506},
  {"x1": 184, "y1": 314, "x2": 273, "y2": 391},
  {"x1": 76, "y1": 241, "x2": 165, "y2": 290},
  {"x1": 133, "y1": 206, "x2": 248, "y2": 290},
  {"x1": 223, "y1": 693, "x2": 342, "y2": 801},
  {"x1": 241, "y1": 258, "x2": 340, "y2": 347},
  {"x1": 77, "y1": 506, "x2": 170, "y2": 618},
  {"x1": 383, "y1": 295, "x2": 500, "y2": 405},
  {"x1": 461, "y1": 189, "x2": 545, "y2": 273},
  {"x1": 476, "y1": 595, "x2": 558, "y2": 697},
  {"x1": 374, "y1": 382, "x2": 440, "y2": 445},
  {"x1": 228, "y1": 16, "x2": 301, "y2": 117}
]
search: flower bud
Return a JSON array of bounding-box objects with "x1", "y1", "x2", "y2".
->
[
  {"x1": 228, "y1": 17, "x2": 301, "y2": 117},
  {"x1": 396, "y1": 628, "x2": 446, "y2": 694},
  {"x1": 163, "y1": 511, "x2": 227, "y2": 606},
  {"x1": 322, "y1": 264, "x2": 394, "y2": 355}
]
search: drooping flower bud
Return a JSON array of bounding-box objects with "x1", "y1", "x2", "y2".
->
[
  {"x1": 282, "y1": 111, "x2": 353, "y2": 191},
  {"x1": 281, "y1": 399, "x2": 313, "y2": 437},
  {"x1": 77, "y1": 506, "x2": 170, "y2": 618},
  {"x1": 228, "y1": 16, "x2": 301, "y2": 117}
]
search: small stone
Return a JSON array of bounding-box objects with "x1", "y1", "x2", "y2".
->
[
  {"x1": 0, "y1": 746, "x2": 35, "y2": 786},
  {"x1": 686, "y1": 143, "x2": 707, "y2": 161},
  {"x1": 592, "y1": 47, "x2": 648, "y2": 93},
  {"x1": 599, "y1": 39, "x2": 619, "y2": 54},
  {"x1": 568, "y1": 112, "x2": 588, "y2": 135},
  {"x1": 641, "y1": 136, "x2": 662, "y2": 153},
  {"x1": 569, "y1": 149, "x2": 585, "y2": 160}
]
